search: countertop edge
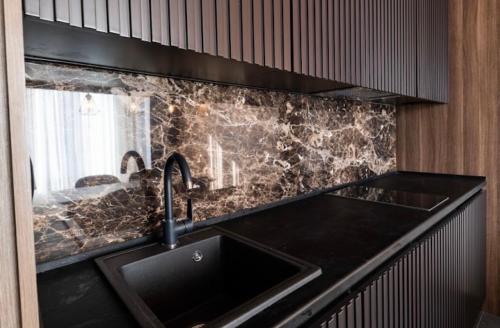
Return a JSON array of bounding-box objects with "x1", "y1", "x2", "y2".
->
[{"x1": 276, "y1": 181, "x2": 486, "y2": 328}]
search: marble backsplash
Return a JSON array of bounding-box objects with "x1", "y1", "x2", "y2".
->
[{"x1": 26, "y1": 61, "x2": 396, "y2": 263}]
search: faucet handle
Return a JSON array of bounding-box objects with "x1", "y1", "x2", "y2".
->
[{"x1": 187, "y1": 198, "x2": 193, "y2": 221}]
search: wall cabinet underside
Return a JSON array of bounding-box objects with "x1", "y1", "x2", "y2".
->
[{"x1": 23, "y1": 0, "x2": 448, "y2": 103}]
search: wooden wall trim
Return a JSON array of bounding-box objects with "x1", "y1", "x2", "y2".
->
[
  {"x1": 397, "y1": 0, "x2": 500, "y2": 314},
  {"x1": 0, "y1": 0, "x2": 39, "y2": 327}
]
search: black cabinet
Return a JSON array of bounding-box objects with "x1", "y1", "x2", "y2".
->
[
  {"x1": 23, "y1": 0, "x2": 448, "y2": 103},
  {"x1": 306, "y1": 192, "x2": 485, "y2": 328},
  {"x1": 417, "y1": 0, "x2": 449, "y2": 102}
]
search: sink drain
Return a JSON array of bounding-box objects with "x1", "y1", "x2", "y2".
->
[{"x1": 192, "y1": 250, "x2": 203, "y2": 262}]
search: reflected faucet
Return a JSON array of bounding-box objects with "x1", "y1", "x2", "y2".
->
[
  {"x1": 120, "y1": 150, "x2": 146, "y2": 174},
  {"x1": 163, "y1": 152, "x2": 194, "y2": 249}
]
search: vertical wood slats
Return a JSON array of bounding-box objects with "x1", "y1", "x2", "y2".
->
[
  {"x1": 300, "y1": 0, "x2": 308, "y2": 75},
  {"x1": 321, "y1": 0, "x2": 327, "y2": 79},
  {"x1": 131, "y1": 0, "x2": 151, "y2": 41},
  {"x1": 26, "y1": 0, "x2": 446, "y2": 102},
  {"x1": 253, "y1": 0, "x2": 264, "y2": 65},
  {"x1": 263, "y1": 0, "x2": 273, "y2": 67},
  {"x1": 314, "y1": 0, "x2": 321, "y2": 77},
  {"x1": 273, "y1": 0, "x2": 283, "y2": 70},
  {"x1": 170, "y1": 0, "x2": 187, "y2": 49},
  {"x1": 107, "y1": 0, "x2": 130, "y2": 36},
  {"x1": 417, "y1": 0, "x2": 448, "y2": 102},
  {"x1": 307, "y1": 0, "x2": 314, "y2": 75},
  {"x1": 283, "y1": 0, "x2": 292, "y2": 71},
  {"x1": 83, "y1": 0, "x2": 96, "y2": 29},
  {"x1": 187, "y1": 0, "x2": 202, "y2": 52},
  {"x1": 327, "y1": 0, "x2": 334, "y2": 79},
  {"x1": 24, "y1": 0, "x2": 40, "y2": 17},
  {"x1": 229, "y1": 0, "x2": 242, "y2": 60},
  {"x1": 242, "y1": 0, "x2": 253, "y2": 63},
  {"x1": 307, "y1": 192, "x2": 486, "y2": 328},
  {"x1": 291, "y1": 0, "x2": 300, "y2": 73},
  {"x1": 202, "y1": 0, "x2": 216, "y2": 55}
]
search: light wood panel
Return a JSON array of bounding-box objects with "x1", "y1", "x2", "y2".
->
[
  {"x1": 0, "y1": 0, "x2": 39, "y2": 327},
  {"x1": 397, "y1": 0, "x2": 500, "y2": 314}
]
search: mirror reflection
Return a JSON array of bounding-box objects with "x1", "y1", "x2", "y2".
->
[{"x1": 26, "y1": 88, "x2": 152, "y2": 204}]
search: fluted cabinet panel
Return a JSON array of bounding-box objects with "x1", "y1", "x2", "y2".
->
[
  {"x1": 417, "y1": 0, "x2": 448, "y2": 102},
  {"x1": 26, "y1": 0, "x2": 447, "y2": 102},
  {"x1": 307, "y1": 192, "x2": 486, "y2": 328}
]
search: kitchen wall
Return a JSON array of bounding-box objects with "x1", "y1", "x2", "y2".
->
[{"x1": 27, "y1": 61, "x2": 396, "y2": 263}]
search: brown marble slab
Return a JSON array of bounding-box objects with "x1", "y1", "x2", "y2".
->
[{"x1": 26, "y1": 61, "x2": 396, "y2": 263}]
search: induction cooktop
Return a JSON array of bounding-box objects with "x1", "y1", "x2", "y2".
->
[{"x1": 328, "y1": 186, "x2": 449, "y2": 211}]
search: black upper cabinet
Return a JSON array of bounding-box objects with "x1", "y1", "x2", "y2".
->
[
  {"x1": 417, "y1": 0, "x2": 449, "y2": 103},
  {"x1": 23, "y1": 0, "x2": 448, "y2": 103}
]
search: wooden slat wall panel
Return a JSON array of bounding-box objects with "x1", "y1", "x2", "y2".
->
[
  {"x1": 321, "y1": 0, "x2": 327, "y2": 79},
  {"x1": 314, "y1": 0, "x2": 320, "y2": 77},
  {"x1": 327, "y1": 0, "x2": 334, "y2": 79},
  {"x1": 291, "y1": 0, "x2": 300, "y2": 73},
  {"x1": 68, "y1": 0, "x2": 82, "y2": 27},
  {"x1": 187, "y1": 0, "x2": 202, "y2": 52},
  {"x1": 308, "y1": 193, "x2": 486, "y2": 328},
  {"x1": 131, "y1": 0, "x2": 142, "y2": 38},
  {"x1": 349, "y1": 0, "x2": 359, "y2": 85},
  {"x1": 39, "y1": 0, "x2": 54, "y2": 21},
  {"x1": 24, "y1": 0, "x2": 40, "y2": 16},
  {"x1": 118, "y1": 0, "x2": 129, "y2": 36},
  {"x1": 229, "y1": 0, "x2": 242, "y2": 60},
  {"x1": 242, "y1": 0, "x2": 253, "y2": 63},
  {"x1": 300, "y1": 0, "x2": 308, "y2": 74},
  {"x1": 375, "y1": 0, "x2": 382, "y2": 90},
  {"x1": 159, "y1": 0, "x2": 170, "y2": 45},
  {"x1": 170, "y1": 0, "x2": 187, "y2": 49},
  {"x1": 263, "y1": 0, "x2": 273, "y2": 67},
  {"x1": 107, "y1": 0, "x2": 120, "y2": 33},
  {"x1": 95, "y1": 0, "x2": 107, "y2": 32},
  {"x1": 253, "y1": 0, "x2": 264, "y2": 65},
  {"x1": 307, "y1": 0, "x2": 314, "y2": 76},
  {"x1": 55, "y1": 0, "x2": 69, "y2": 23},
  {"x1": 140, "y1": 0, "x2": 151, "y2": 42},
  {"x1": 360, "y1": 0, "x2": 366, "y2": 87},
  {"x1": 202, "y1": 0, "x2": 216, "y2": 54},
  {"x1": 334, "y1": 0, "x2": 340, "y2": 81},
  {"x1": 83, "y1": 0, "x2": 96, "y2": 29},
  {"x1": 169, "y1": 0, "x2": 179, "y2": 45},
  {"x1": 355, "y1": 0, "x2": 361, "y2": 85},
  {"x1": 283, "y1": 0, "x2": 292, "y2": 71},
  {"x1": 28, "y1": 0, "x2": 447, "y2": 105},
  {"x1": 369, "y1": 0, "x2": 375, "y2": 89},
  {"x1": 151, "y1": 0, "x2": 161, "y2": 43},
  {"x1": 273, "y1": 0, "x2": 283, "y2": 69},
  {"x1": 338, "y1": 0, "x2": 345, "y2": 81},
  {"x1": 344, "y1": 0, "x2": 351, "y2": 83}
]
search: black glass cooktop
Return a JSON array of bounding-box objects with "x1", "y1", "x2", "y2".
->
[{"x1": 329, "y1": 186, "x2": 449, "y2": 211}]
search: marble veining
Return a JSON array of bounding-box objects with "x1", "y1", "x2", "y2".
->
[{"x1": 26, "y1": 61, "x2": 396, "y2": 263}]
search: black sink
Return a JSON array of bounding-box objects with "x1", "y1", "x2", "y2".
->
[{"x1": 96, "y1": 227, "x2": 321, "y2": 328}]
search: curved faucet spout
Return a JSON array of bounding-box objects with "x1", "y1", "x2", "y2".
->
[
  {"x1": 164, "y1": 152, "x2": 193, "y2": 190},
  {"x1": 120, "y1": 150, "x2": 146, "y2": 174},
  {"x1": 163, "y1": 152, "x2": 194, "y2": 249}
]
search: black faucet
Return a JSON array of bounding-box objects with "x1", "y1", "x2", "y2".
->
[{"x1": 162, "y1": 152, "x2": 194, "y2": 249}]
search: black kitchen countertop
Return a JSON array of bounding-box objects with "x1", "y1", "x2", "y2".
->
[{"x1": 37, "y1": 171, "x2": 485, "y2": 328}]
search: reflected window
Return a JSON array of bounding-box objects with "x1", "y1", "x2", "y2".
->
[
  {"x1": 26, "y1": 88, "x2": 152, "y2": 199},
  {"x1": 207, "y1": 134, "x2": 240, "y2": 190}
]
